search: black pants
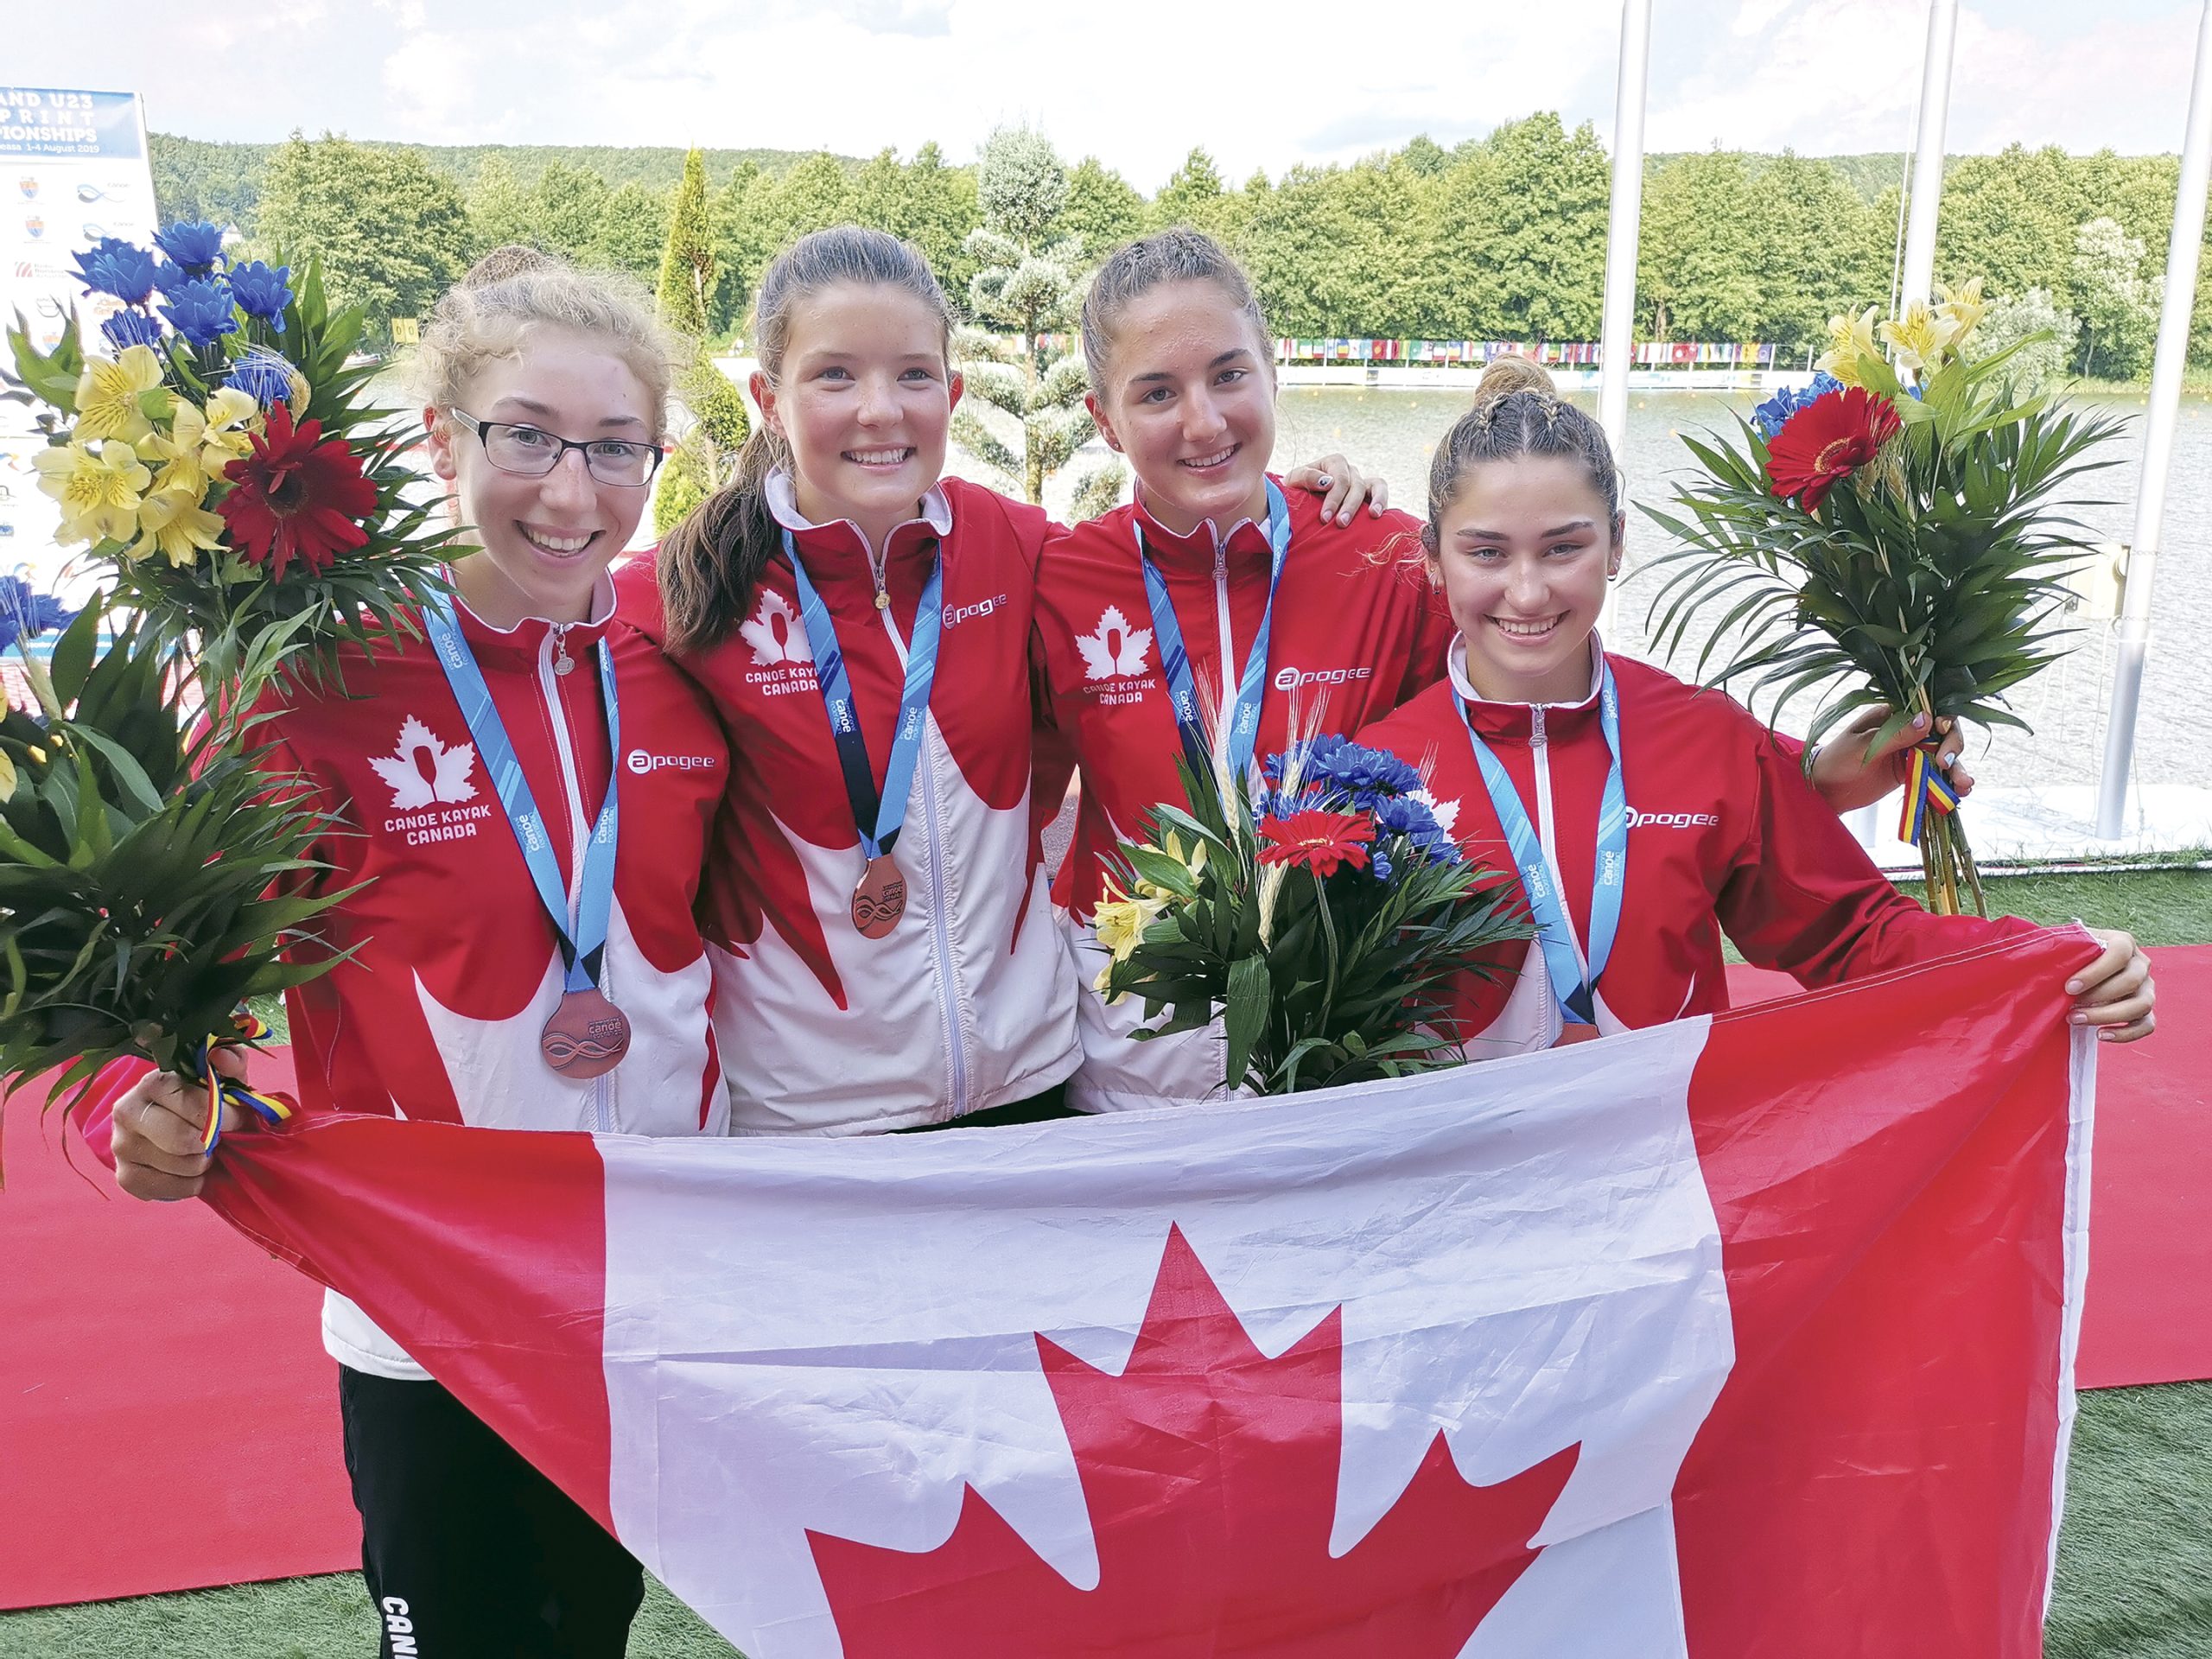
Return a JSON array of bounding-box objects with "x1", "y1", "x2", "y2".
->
[{"x1": 340, "y1": 1365, "x2": 644, "y2": 1659}]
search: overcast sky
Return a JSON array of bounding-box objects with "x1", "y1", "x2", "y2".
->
[{"x1": 15, "y1": 1, "x2": 2205, "y2": 191}]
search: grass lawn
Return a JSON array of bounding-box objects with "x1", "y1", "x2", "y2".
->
[{"x1": 6, "y1": 869, "x2": 2206, "y2": 1657}]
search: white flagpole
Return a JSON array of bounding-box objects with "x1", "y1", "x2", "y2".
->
[
  {"x1": 1899, "y1": 0, "x2": 1958, "y2": 308},
  {"x1": 2095, "y1": 0, "x2": 2212, "y2": 839},
  {"x1": 1598, "y1": 0, "x2": 1651, "y2": 647}
]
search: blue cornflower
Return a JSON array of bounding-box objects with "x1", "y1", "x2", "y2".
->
[
  {"x1": 153, "y1": 220, "x2": 226, "y2": 276},
  {"x1": 1371, "y1": 791, "x2": 1464, "y2": 867},
  {"x1": 161, "y1": 276, "x2": 238, "y2": 348},
  {"x1": 226, "y1": 260, "x2": 293, "y2": 327},
  {"x1": 99, "y1": 308, "x2": 166, "y2": 352},
  {"x1": 1751, "y1": 371, "x2": 1846, "y2": 441},
  {"x1": 1370, "y1": 850, "x2": 1394, "y2": 883},
  {"x1": 0, "y1": 578, "x2": 78, "y2": 654},
  {"x1": 1304, "y1": 738, "x2": 1422, "y2": 806},
  {"x1": 70, "y1": 236, "x2": 158, "y2": 305},
  {"x1": 224, "y1": 348, "x2": 300, "y2": 410}
]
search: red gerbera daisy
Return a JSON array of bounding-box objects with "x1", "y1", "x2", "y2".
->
[
  {"x1": 219, "y1": 402, "x2": 379, "y2": 581},
  {"x1": 1765, "y1": 385, "x2": 1901, "y2": 512},
  {"x1": 1255, "y1": 809, "x2": 1374, "y2": 877}
]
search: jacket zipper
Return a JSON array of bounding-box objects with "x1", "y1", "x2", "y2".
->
[
  {"x1": 878, "y1": 600, "x2": 970, "y2": 1121},
  {"x1": 1211, "y1": 540, "x2": 1235, "y2": 748},
  {"x1": 540, "y1": 625, "x2": 613, "y2": 1133}
]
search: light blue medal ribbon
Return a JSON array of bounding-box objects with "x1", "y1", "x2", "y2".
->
[
  {"x1": 784, "y1": 530, "x2": 944, "y2": 867},
  {"x1": 423, "y1": 594, "x2": 621, "y2": 1000},
  {"x1": 1133, "y1": 477, "x2": 1293, "y2": 780},
  {"x1": 1454, "y1": 660, "x2": 1628, "y2": 1029}
]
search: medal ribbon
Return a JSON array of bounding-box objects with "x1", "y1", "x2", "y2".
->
[
  {"x1": 1897, "y1": 737, "x2": 1961, "y2": 845},
  {"x1": 1133, "y1": 477, "x2": 1293, "y2": 780},
  {"x1": 785, "y1": 531, "x2": 944, "y2": 861},
  {"x1": 1454, "y1": 659, "x2": 1628, "y2": 1029},
  {"x1": 423, "y1": 594, "x2": 621, "y2": 1000}
]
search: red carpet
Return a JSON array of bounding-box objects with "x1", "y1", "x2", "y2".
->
[
  {"x1": 3, "y1": 954, "x2": 2207, "y2": 1609},
  {"x1": 1727, "y1": 944, "x2": 2212, "y2": 1390},
  {"x1": 0, "y1": 1051, "x2": 359, "y2": 1611}
]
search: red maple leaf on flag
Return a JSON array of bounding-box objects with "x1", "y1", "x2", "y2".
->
[{"x1": 809, "y1": 1225, "x2": 1581, "y2": 1656}]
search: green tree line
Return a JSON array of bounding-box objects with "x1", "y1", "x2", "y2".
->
[{"x1": 170, "y1": 123, "x2": 2212, "y2": 377}]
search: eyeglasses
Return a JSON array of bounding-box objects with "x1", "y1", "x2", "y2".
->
[{"x1": 449, "y1": 409, "x2": 663, "y2": 487}]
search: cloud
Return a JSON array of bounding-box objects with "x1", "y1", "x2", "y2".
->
[{"x1": 14, "y1": 0, "x2": 2209, "y2": 194}]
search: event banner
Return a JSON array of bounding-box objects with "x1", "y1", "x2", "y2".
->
[
  {"x1": 0, "y1": 86, "x2": 157, "y2": 598},
  {"x1": 205, "y1": 930, "x2": 2096, "y2": 1658}
]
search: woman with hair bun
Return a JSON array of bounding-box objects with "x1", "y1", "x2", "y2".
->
[{"x1": 1351, "y1": 355, "x2": 2157, "y2": 1055}]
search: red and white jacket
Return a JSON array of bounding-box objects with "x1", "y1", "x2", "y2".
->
[
  {"x1": 1354, "y1": 639, "x2": 2039, "y2": 1057},
  {"x1": 616, "y1": 474, "x2": 1080, "y2": 1136},
  {"x1": 1032, "y1": 482, "x2": 1454, "y2": 1112},
  {"x1": 85, "y1": 582, "x2": 731, "y2": 1380}
]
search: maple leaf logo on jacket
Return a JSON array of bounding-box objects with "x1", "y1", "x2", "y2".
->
[
  {"x1": 741, "y1": 589, "x2": 813, "y2": 668},
  {"x1": 1075, "y1": 605, "x2": 1153, "y2": 681},
  {"x1": 369, "y1": 715, "x2": 479, "y2": 810},
  {"x1": 808, "y1": 1225, "x2": 1580, "y2": 1656}
]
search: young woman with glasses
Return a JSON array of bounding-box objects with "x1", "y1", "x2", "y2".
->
[{"x1": 93, "y1": 247, "x2": 729, "y2": 1658}]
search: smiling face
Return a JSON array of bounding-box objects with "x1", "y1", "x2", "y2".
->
[
  {"x1": 1430, "y1": 454, "x2": 1623, "y2": 704},
  {"x1": 754, "y1": 281, "x2": 958, "y2": 551},
  {"x1": 425, "y1": 324, "x2": 657, "y2": 626},
  {"x1": 1087, "y1": 278, "x2": 1276, "y2": 539}
]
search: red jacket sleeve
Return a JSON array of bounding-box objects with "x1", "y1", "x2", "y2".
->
[{"x1": 1717, "y1": 717, "x2": 2036, "y2": 986}]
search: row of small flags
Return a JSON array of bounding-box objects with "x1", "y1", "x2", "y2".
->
[{"x1": 1271, "y1": 340, "x2": 1783, "y2": 366}]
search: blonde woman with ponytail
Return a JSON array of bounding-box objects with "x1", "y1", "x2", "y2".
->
[{"x1": 99, "y1": 248, "x2": 733, "y2": 1656}]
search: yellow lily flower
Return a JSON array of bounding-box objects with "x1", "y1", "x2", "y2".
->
[
  {"x1": 1878, "y1": 301, "x2": 1960, "y2": 382},
  {"x1": 1134, "y1": 830, "x2": 1209, "y2": 903},
  {"x1": 1093, "y1": 892, "x2": 1166, "y2": 963},
  {"x1": 1934, "y1": 277, "x2": 1989, "y2": 346},
  {"x1": 34, "y1": 439, "x2": 152, "y2": 546},
  {"x1": 72, "y1": 345, "x2": 168, "y2": 445},
  {"x1": 195, "y1": 387, "x2": 261, "y2": 468},
  {"x1": 139, "y1": 388, "x2": 262, "y2": 499},
  {"x1": 1816, "y1": 306, "x2": 1881, "y2": 387},
  {"x1": 128, "y1": 487, "x2": 228, "y2": 568}
]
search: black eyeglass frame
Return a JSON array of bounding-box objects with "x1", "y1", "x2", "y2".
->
[{"x1": 448, "y1": 408, "x2": 664, "y2": 486}]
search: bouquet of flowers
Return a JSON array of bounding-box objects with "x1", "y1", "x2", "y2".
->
[
  {"x1": 1643, "y1": 279, "x2": 2122, "y2": 915},
  {"x1": 0, "y1": 225, "x2": 458, "y2": 1144},
  {"x1": 1096, "y1": 737, "x2": 1529, "y2": 1095},
  {"x1": 7, "y1": 222, "x2": 463, "y2": 697},
  {"x1": 0, "y1": 608, "x2": 349, "y2": 1146}
]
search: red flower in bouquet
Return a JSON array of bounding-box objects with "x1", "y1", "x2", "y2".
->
[
  {"x1": 1256, "y1": 809, "x2": 1374, "y2": 877},
  {"x1": 218, "y1": 402, "x2": 378, "y2": 580},
  {"x1": 1765, "y1": 385, "x2": 1901, "y2": 512}
]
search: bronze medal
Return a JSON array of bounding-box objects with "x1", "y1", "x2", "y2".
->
[
  {"x1": 851, "y1": 853, "x2": 907, "y2": 938},
  {"x1": 541, "y1": 987, "x2": 631, "y2": 1078}
]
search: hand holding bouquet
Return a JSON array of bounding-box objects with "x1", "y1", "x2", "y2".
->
[
  {"x1": 1645, "y1": 278, "x2": 2121, "y2": 915},
  {"x1": 1096, "y1": 736, "x2": 1529, "y2": 1095}
]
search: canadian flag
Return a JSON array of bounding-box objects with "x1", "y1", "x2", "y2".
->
[{"x1": 205, "y1": 930, "x2": 2095, "y2": 1657}]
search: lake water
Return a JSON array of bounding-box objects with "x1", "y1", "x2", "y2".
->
[{"x1": 1250, "y1": 386, "x2": 2209, "y2": 791}]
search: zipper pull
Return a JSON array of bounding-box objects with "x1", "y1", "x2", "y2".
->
[
  {"x1": 1213, "y1": 547, "x2": 1228, "y2": 581},
  {"x1": 551, "y1": 626, "x2": 575, "y2": 677},
  {"x1": 1529, "y1": 705, "x2": 1547, "y2": 746},
  {"x1": 874, "y1": 580, "x2": 890, "y2": 611}
]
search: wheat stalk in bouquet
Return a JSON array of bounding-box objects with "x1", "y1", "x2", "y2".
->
[
  {"x1": 1642, "y1": 281, "x2": 2124, "y2": 915},
  {"x1": 1096, "y1": 735, "x2": 1529, "y2": 1095}
]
